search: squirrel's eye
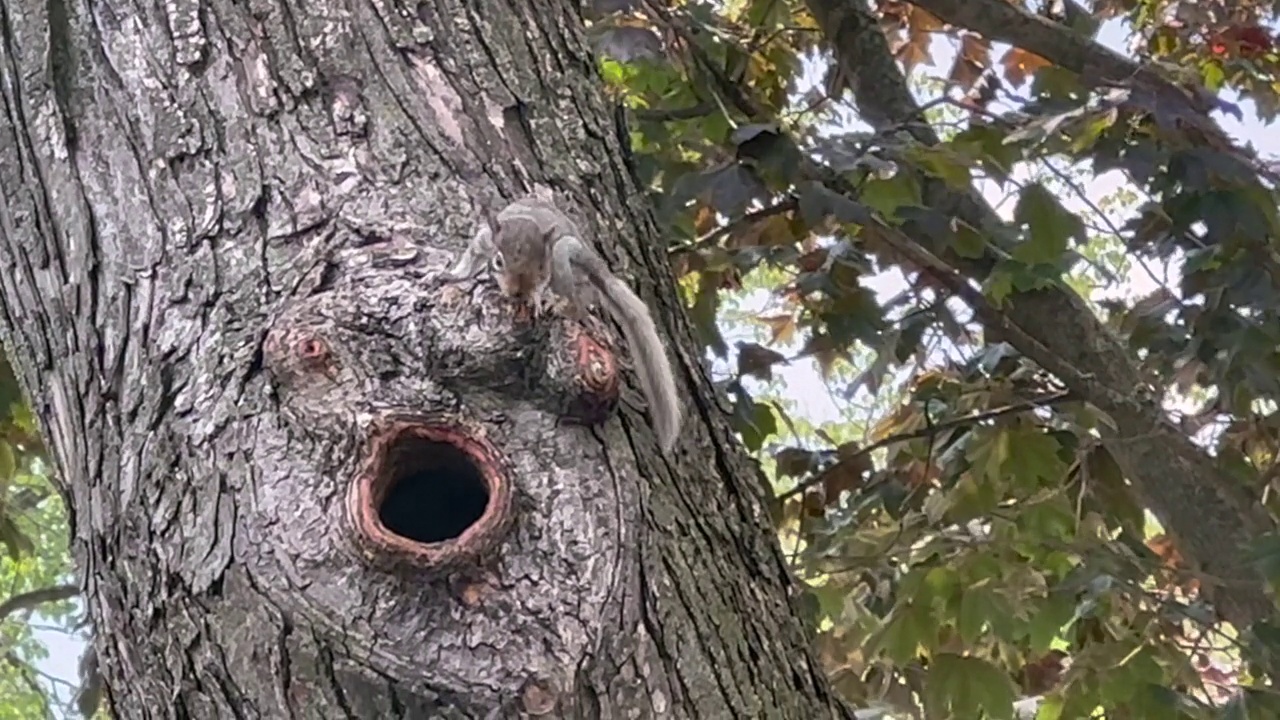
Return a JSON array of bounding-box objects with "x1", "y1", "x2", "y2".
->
[{"x1": 491, "y1": 253, "x2": 505, "y2": 271}]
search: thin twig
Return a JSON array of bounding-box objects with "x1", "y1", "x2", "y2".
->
[
  {"x1": 0, "y1": 584, "x2": 79, "y2": 623},
  {"x1": 632, "y1": 102, "x2": 716, "y2": 122},
  {"x1": 777, "y1": 390, "x2": 1074, "y2": 501},
  {"x1": 681, "y1": 197, "x2": 799, "y2": 249}
]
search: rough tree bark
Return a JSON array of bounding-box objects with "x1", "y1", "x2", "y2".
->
[{"x1": 0, "y1": 1, "x2": 849, "y2": 718}]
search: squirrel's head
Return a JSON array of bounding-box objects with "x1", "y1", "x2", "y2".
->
[{"x1": 492, "y1": 217, "x2": 552, "y2": 298}]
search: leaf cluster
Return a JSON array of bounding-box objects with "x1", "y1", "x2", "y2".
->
[{"x1": 589, "y1": 0, "x2": 1280, "y2": 715}]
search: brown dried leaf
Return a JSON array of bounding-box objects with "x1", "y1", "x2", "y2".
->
[
  {"x1": 756, "y1": 313, "x2": 798, "y2": 345},
  {"x1": 959, "y1": 33, "x2": 991, "y2": 66},
  {"x1": 949, "y1": 56, "x2": 984, "y2": 91},
  {"x1": 820, "y1": 450, "x2": 872, "y2": 504},
  {"x1": 796, "y1": 248, "x2": 830, "y2": 273},
  {"x1": 1021, "y1": 650, "x2": 1068, "y2": 695},
  {"x1": 731, "y1": 213, "x2": 796, "y2": 249},
  {"x1": 897, "y1": 31, "x2": 932, "y2": 73},
  {"x1": 800, "y1": 334, "x2": 844, "y2": 379},
  {"x1": 906, "y1": 5, "x2": 945, "y2": 33},
  {"x1": 693, "y1": 204, "x2": 718, "y2": 235},
  {"x1": 999, "y1": 47, "x2": 1053, "y2": 88},
  {"x1": 948, "y1": 34, "x2": 990, "y2": 90}
]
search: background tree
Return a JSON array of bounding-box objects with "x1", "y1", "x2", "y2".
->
[
  {"x1": 589, "y1": 0, "x2": 1280, "y2": 716},
  {"x1": 6, "y1": 0, "x2": 1280, "y2": 718},
  {"x1": 0, "y1": 353, "x2": 79, "y2": 719}
]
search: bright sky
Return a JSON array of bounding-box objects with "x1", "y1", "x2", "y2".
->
[{"x1": 21, "y1": 15, "x2": 1280, "y2": 720}]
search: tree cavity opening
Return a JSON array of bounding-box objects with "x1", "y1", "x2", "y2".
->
[
  {"x1": 349, "y1": 418, "x2": 512, "y2": 573},
  {"x1": 377, "y1": 435, "x2": 489, "y2": 544}
]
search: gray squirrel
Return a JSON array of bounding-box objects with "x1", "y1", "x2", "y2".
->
[{"x1": 449, "y1": 195, "x2": 682, "y2": 452}]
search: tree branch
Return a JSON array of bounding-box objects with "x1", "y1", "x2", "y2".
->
[
  {"x1": 907, "y1": 0, "x2": 1271, "y2": 178},
  {"x1": 688, "y1": 197, "x2": 799, "y2": 248},
  {"x1": 632, "y1": 101, "x2": 717, "y2": 122},
  {"x1": 778, "y1": 390, "x2": 1074, "y2": 502},
  {"x1": 0, "y1": 584, "x2": 79, "y2": 624},
  {"x1": 803, "y1": 0, "x2": 1278, "y2": 629},
  {"x1": 912, "y1": 0, "x2": 1185, "y2": 96}
]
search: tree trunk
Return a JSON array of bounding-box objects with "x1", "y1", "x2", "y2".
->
[{"x1": 0, "y1": 1, "x2": 846, "y2": 717}]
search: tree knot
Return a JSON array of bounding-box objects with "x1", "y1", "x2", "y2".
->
[
  {"x1": 263, "y1": 325, "x2": 339, "y2": 383},
  {"x1": 548, "y1": 320, "x2": 621, "y2": 429}
]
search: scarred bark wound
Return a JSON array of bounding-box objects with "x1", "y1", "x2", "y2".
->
[{"x1": 0, "y1": 0, "x2": 849, "y2": 718}]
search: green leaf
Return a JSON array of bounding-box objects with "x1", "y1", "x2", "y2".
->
[
  {"x1": 1085, "y1": 445, "x2": 1144, "y2": 537},
  {"x1": 984, "y1": 267, "x2": 1016, "y2": 305},
  {"x1": 950, "y1": 125, "x2": 1021, "y2": 185},
  {"x1": 928, "y1": 654, "x2": 1017, "y2": 720},
  {"x1": 1220, "y1": 687, "x2": 1280, "y2": 720},
  {"x1": 902, "y1": 145, "x2": 974, "y2": 189},
  {"x1": 1012, "y1": 183, "x2": 1084, "y2": 265},
  {"x1": 1243, "y1": 532, "x2": 1280, "y2": 584},
  {"x1": 730, "y1": 388, "x2": 778, "y2": 452},
  {"x1": 0, "y1": 442, "x2": 14, "y2": 484},
  {"x1": 0, "y1": 515, "x2": 34, "y2": 560},
  {"x1": 1034, "y1": 694, "x2": 1065, "y2": 720},
  {"x1": 966, "y1": 427, "x2": 1012, "y2": 486},
  {"x1": 919, "y1": 566, "x2": 961, "y2": 609},
  {"x1": 1002, "y1": 427, "x2": 1068, "y2": 491},
  {"x1": 860, "y1": 173, "x2": 922, "y2": 219},
  {"x1": 1028, "y1": 594, "x2": 1076, "y2": 654},
  {"x1": 867, "y1": 602, "x2": 928, "y2": 665},
  {"x1": 957, "y1": 584, "x2": 993, "y2": 645},
  {"x1": 953, "y1": 220, "x2": 988, "y2": 259}
]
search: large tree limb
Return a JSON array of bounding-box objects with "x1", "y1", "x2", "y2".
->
[
  {"x1": 804, "y1": 0, "x2": 1277, "y2": 628},
  {"x1": 908, "y1": 0, "x2": 1272, "y2": 178},
  {"x1": 911, "y1": 0, "x2": 1187, "y2": 99}
]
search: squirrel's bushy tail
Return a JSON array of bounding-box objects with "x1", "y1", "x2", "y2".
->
[{"x1": 596, "y1": 276, "x2": 682, "y2": 452}]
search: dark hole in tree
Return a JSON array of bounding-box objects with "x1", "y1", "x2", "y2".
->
[{"x1": 377, "y1": 436, "x2": 489, "y2": 544}]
